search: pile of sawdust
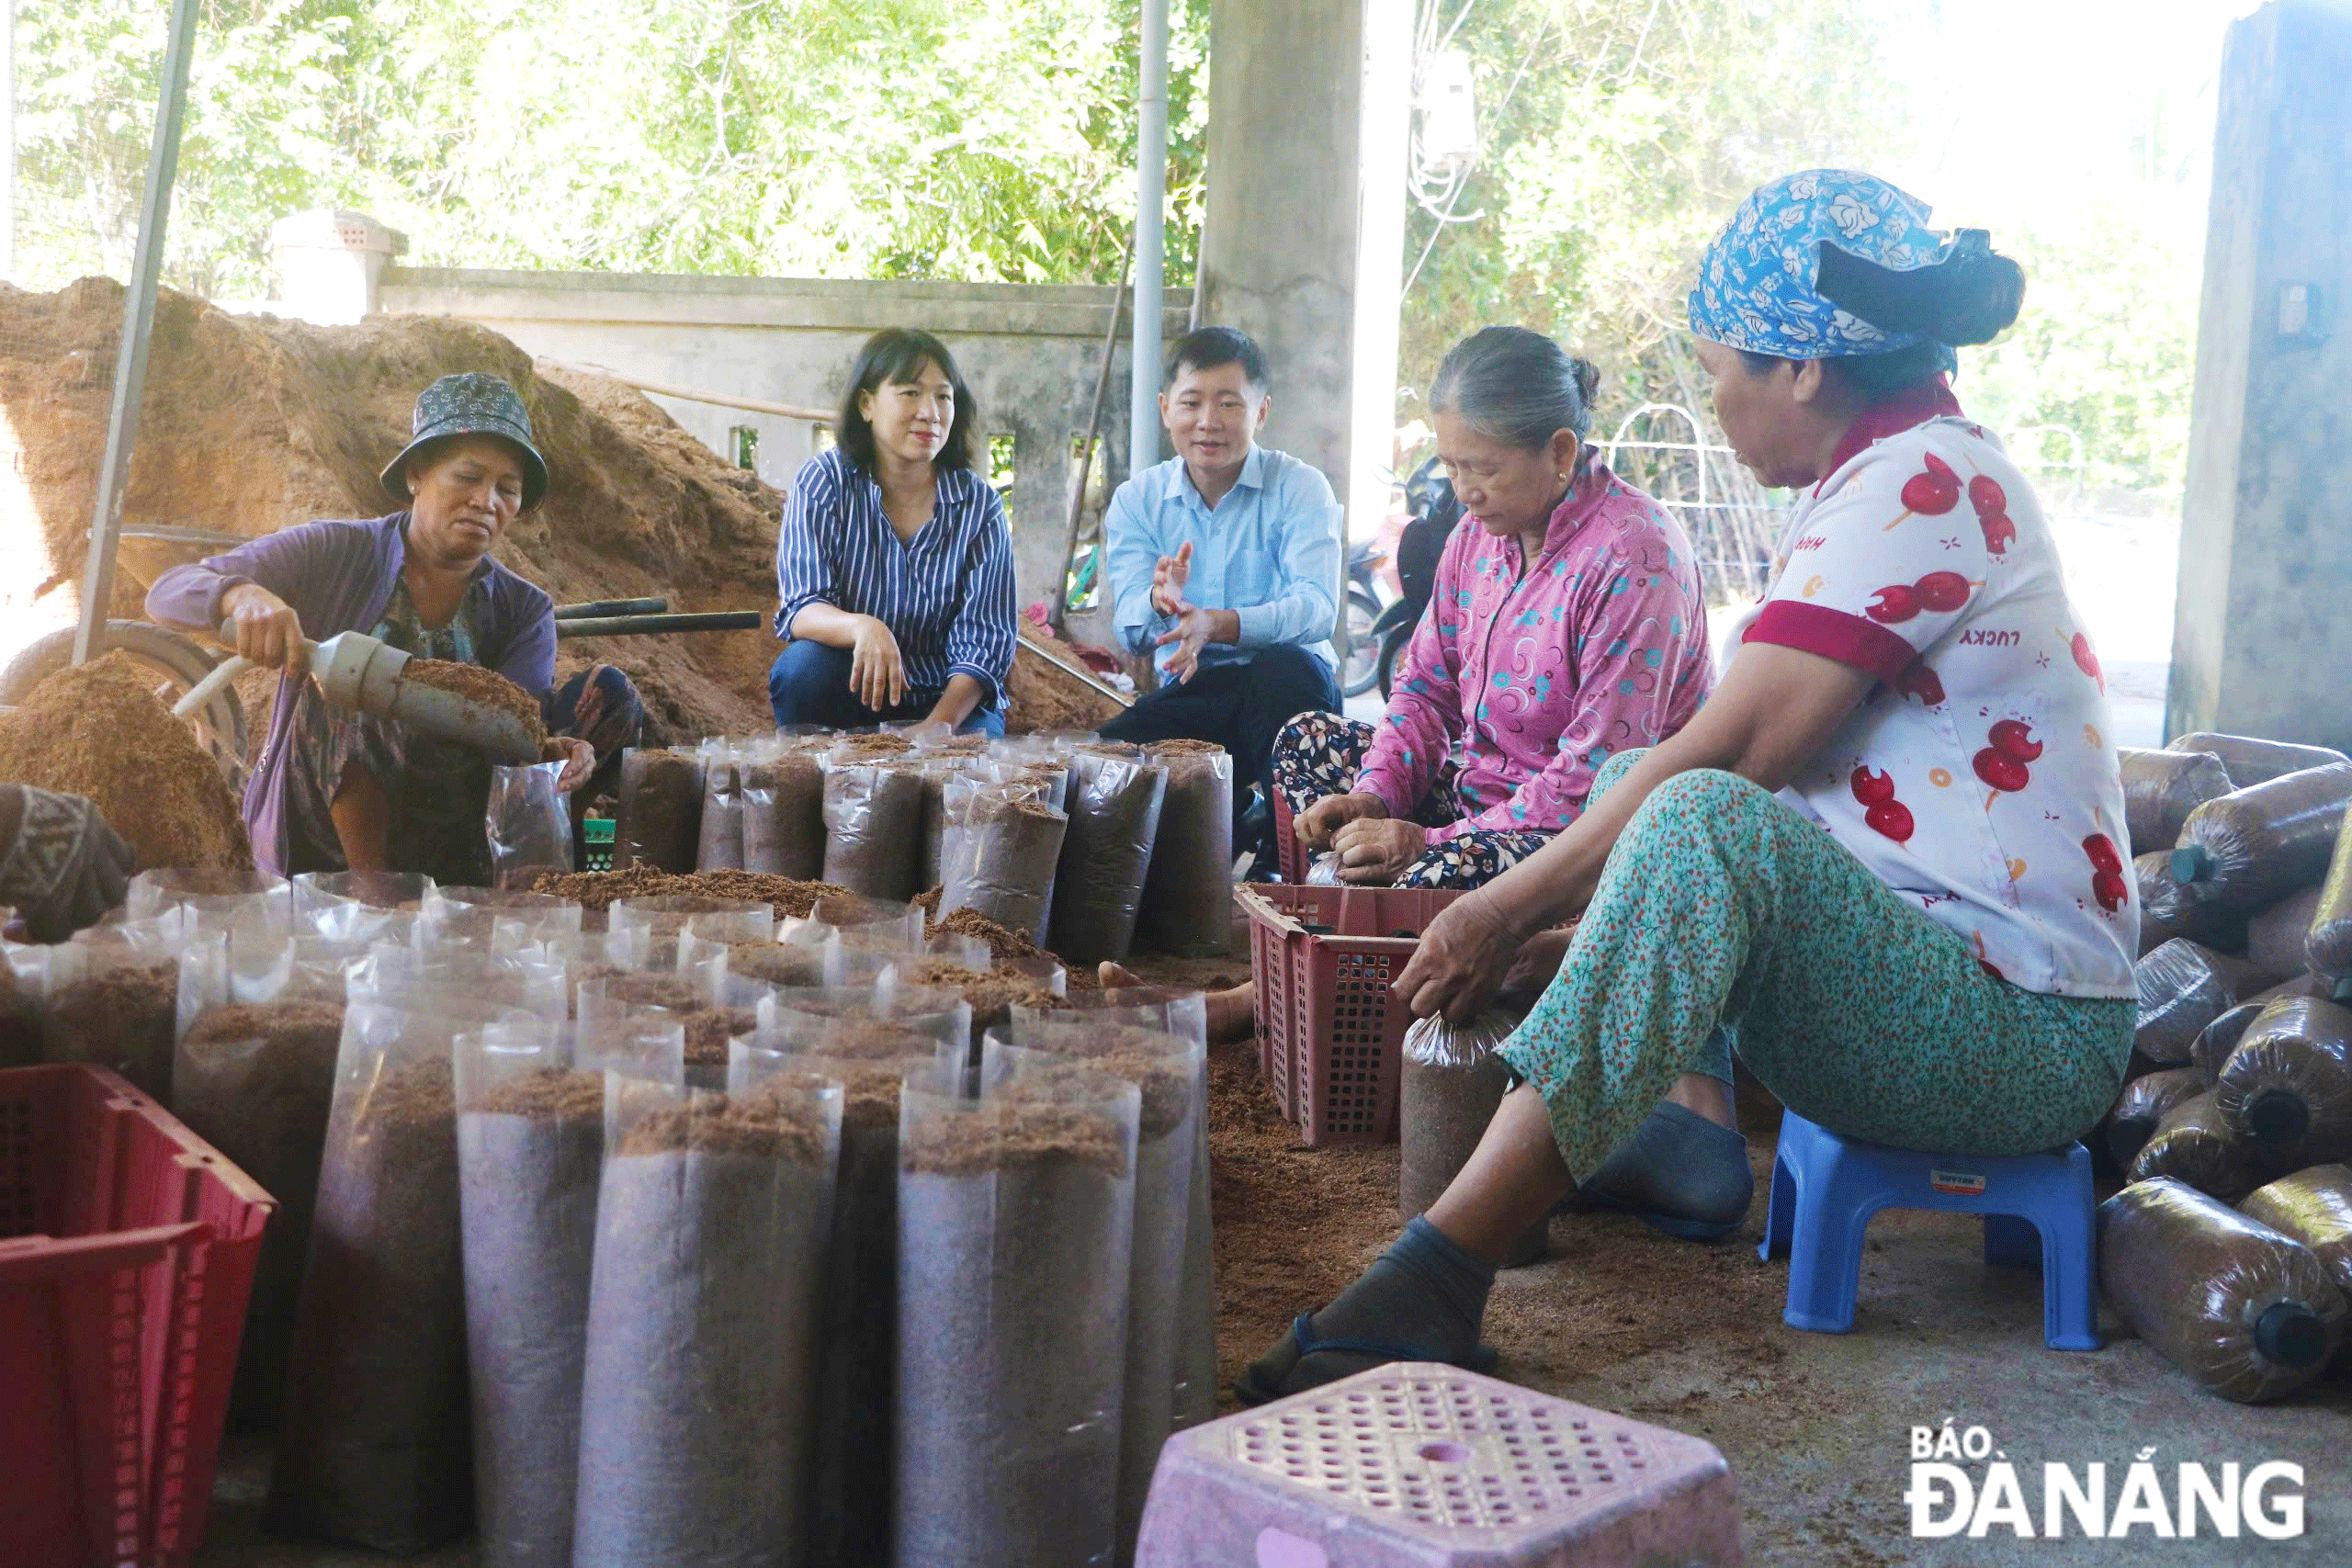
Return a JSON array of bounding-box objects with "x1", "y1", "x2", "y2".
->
[
  {"x1": 0, "y1": 279, "x2": 778, "y2": 740},
  {"x1": 1006, "y1": 626, "x2": 1127, "y2": 734},
  {"x1": 0, "y1": 651, "x2": 252, "y2": 870},
  {"x1": 0, "y1": 278, "x2": 1136, "y2": 741}
]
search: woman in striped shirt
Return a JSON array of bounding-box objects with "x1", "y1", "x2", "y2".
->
[{"x1": 768, "y1": 329, "x2": 1018, "y2": 735}]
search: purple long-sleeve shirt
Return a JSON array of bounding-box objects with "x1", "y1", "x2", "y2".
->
[{"x1": 145, "y1": 513, "x2": 555, "y2": 876}]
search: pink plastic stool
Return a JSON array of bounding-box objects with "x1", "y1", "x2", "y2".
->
[{"x1": 1134, "y1": 1364, "x2": 1743, "y2": 1567}]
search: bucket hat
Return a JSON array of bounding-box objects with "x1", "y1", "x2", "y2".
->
[{"x1": 379, "y1": 371, "x2": 551, "y2": 513}]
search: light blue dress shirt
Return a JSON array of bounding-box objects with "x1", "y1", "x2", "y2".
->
[{"x1": 1105, "y1": 445, "x2": 1342, "y2": 673}]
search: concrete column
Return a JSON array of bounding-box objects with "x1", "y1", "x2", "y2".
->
[
  {"x1": 2168, "y1": 1, "x2": 2352, "y2": 749},
  {"x1": 1196, "y1": 0, "x2": 1411, "y2": 547},
  {"x1": 269, "y1": 210, "x2": 406, "y2": 324}
]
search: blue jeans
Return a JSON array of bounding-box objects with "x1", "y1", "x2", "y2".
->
[{"x1": 765, "y1": 638, "x2": 1006, "y2": 736}]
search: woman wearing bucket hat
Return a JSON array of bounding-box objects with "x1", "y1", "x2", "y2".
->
[
  {"x1": 149, "y1": 371, "x2": 609, "y2": 883},
  {"x1": 1238, "y1": 171, "x2": 2137, "y2": 1402}
]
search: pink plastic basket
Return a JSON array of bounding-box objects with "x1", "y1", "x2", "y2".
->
[
  {"x1": 0, "y1": 1065, "x2": 276, "y2": 1568},
  {"x1": 1236, "y1": 883, "x2": 1468, "y2": 1146},
  {"x1": 1269, "y1": 792, "x2": 1306, "y2": 885}
]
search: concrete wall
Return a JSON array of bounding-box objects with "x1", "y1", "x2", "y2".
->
[
  {"x1": 1196, "y1": 0, "x2": 1409, "y2": 544},
  {"x1": 2168, "y1": 1, "x2": 2352, "y2": 748},
  {"x1": 373, "y1": 265, "x2": 1192, "y2": 620}
]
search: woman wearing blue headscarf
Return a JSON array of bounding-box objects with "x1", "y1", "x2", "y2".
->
[{"x1": 1239, "y1": 172, "x2": 2138, "y2": 1401}]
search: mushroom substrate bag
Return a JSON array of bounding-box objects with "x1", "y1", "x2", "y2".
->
[
  {"x1": 2167, "y1": 731, "x2": 2348, "y2": 789},
  {"x1": 2133, "y1": 939, "x2": 2273, "y2": 1064},
  {"x1": 1400, "y1": 1009, "x2": 1546, "y2": 1267},
  {"x1": 175, "y1": 931, "x2": 359, "y2": 1426},
  {"x1": 2126, "y1": 1088, "x2": 2278, "y2": 1203},
  {"x1": 615, "y1": 748, "x2": 706, "y2": 873},
  {"x1": 267, "y1": 990, "x2": 540, "y2": 1551},
  {"x1": 894, "y1": 1064, "x2": 1136, "y2": 1568},
  {"x1": 2239, "y1": 1164, "x2": 2352, "y2": 1338},
  {"x1": 2119, "y1": 746, "x2": 2233, "y2": 856},
  {"x1": 2214, "y1": 996, "x2": 2352, "y2": 1170},
  {"x1": 457, "y1": 1022, "x2": 682, "y2": 1568},
  {"x1": 2169, "y1": 763, "x2": 2352, "y2": 912},
  {"x1": 822, "y1": 755, "x2": 928, "y2": 901},
  {"x1": 572, "y1": 1075, "x2": 840, "y2": 1568},
  {"x1": 1048, "y1": 749, "x2": 1168, "y2": 966},
  {"x1": 2097, "y1": 1178, "x2": 2345, "y2": 1403}
]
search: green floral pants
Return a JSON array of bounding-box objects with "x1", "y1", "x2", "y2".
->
[{"x1": 1497, "y1": 751, "x2": 2133, "y2": 1183}]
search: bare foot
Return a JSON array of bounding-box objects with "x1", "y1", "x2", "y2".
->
[{"x1": 1098, "y1": 961, "x2": 1256, "y2": 1044}]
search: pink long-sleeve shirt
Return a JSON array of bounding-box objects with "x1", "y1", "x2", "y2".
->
[{"x1": 1354, "y1": 461, "x2": 1714, "y2": 840}]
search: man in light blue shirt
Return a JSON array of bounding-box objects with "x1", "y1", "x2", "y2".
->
[{"x1": 1100, "y1": 327, "x2": 1345, "y2": 865}]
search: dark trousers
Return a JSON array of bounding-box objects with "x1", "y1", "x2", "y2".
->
[
  {"x1": 765, "y1": 638, "x2": 1006, "y2": 736},
  {"x1": 1098, "y1": 643, "x2": 1341, "y2": 853}
]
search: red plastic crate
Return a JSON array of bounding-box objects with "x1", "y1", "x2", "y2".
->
[
  {"x1": 1269, "y1": 792, "x2": 1306, "y2": 885},
  {"x1": 1236, "y1": 883, "x2": 1467, "y2": 1146},
  {"x1": 0, "y1": 1065, "x2": 276, "y2": 1568}
]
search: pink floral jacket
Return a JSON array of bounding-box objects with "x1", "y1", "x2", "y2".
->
[{"x1": 1354, "y1": 461, "x2": 1713, "y2": 840}]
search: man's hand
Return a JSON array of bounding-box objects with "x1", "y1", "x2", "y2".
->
[
  {"x1": 1152, "y1": 603, "x2": 1218, "y2": 684},
  {"x1": 541, "y1": 737, "x2": 598, "y2": 793},
  {"x1": 0, "y1": 785, "x2": 134, "y2": 942},
  {"x1": 220, "y1": 583, "x2": 310, "y2": 678},
  {"x1": 1150, "y1": 541, "x2": 1195, "y2": 617},
  {"x1": 1295, "y1": 791, "x2": 1385, "y2": 850},
  {"x1": 1330, "y1": 816, "x2": 1429, "y2": 884},
  {"x1": 847, "y1": 615, "x2": 908, "y2": 710}
]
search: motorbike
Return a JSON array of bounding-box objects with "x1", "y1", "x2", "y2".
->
[
  {"x1": 1369, "y1": 454, "x2": 1464, "y2": 699},
  {"x1": 1339, "y1": 535, "x2": 1397, "y2": 698}
]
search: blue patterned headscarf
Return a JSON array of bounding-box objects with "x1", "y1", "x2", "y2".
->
[{"x1": 1688, "y1": 171, "x2": 1963, "y2": 366}]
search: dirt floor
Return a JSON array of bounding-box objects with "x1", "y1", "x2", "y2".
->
[{"x1": 194, "y1": 946, "x2": 2351, "y2": 1567}]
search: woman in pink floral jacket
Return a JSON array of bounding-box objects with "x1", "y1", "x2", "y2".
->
[{"x1": 1282, "y1": 327, "x2": 1715, "y2": 887}]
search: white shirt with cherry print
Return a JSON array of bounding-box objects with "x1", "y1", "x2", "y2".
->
[{"x1": 1739, "y1": 413, "x2": 2137, "y2": 1000}]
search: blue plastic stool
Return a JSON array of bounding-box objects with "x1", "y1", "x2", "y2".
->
[{"x1": 1758, "y1": 1109, "x2": 2100, "y2": 1350}]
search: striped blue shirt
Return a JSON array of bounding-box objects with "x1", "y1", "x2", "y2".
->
[{"x1": 773, "y1": 447, "x2": 1019, "y2": 706}]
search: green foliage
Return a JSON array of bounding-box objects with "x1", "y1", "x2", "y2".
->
[
  {"x1": 1399, "y1": 0, "x2": 2204, "y2": 501},
  {"x1": 1961, "y1": 202, "x2": 2201, "y2": 499},
  {"x1": 1398, "y1": 0, "x2": 1913, "y2": 428},
  {"x1": 15, "y1": 0, "x2": 1207, "y2": 297},
  {"x1": 15, "y1": 0, "x2": 2199, "y2": 502}
]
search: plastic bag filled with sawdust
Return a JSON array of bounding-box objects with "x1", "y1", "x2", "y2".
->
[{"x1": 2098, "y1": 1177, "x2": 2345, "y2": 1403}]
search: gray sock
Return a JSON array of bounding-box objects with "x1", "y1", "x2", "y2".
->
[
  {"x1": 1306, "y1": 1215, "x2": 1496, "y2": 1360},
  {"x1": 1582, "y1": 1101, "x2": 1753, "y2": 1229}
]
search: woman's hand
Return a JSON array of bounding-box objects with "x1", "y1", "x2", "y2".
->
[
  {"x1": 220, "y1": 583, "x2": 309, "y2": 677},
  {"x1": 848, "y1": 615, "x2": 907, "y2": 710},
  {"x1": 1295, "y1": 792, "x2": 1385, "y2": 850},
  {"x1": 542, "y1": 737, "x2": 597, "y2": 793},
  {"x1": 1331, "y1": 816, "x2": 1429, "y2": 884},
  {"x1": 1500, "y1": 925, "x2": 1576, "y2": 997},
  {"x1": 1394, "y1": 890, "x2": 1526, "y2": 1023}
]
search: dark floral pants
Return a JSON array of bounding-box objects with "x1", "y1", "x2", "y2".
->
[{"x1": 1269, "y1": 712, "x2": 1552, "y2": 890}]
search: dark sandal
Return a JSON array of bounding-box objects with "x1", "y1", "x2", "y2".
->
[{"x1": 1235, "y1": 1313, "x2": 1499, "y2": 1406}]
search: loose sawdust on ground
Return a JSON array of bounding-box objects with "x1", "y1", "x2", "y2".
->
[
  {"x1": 1114, "y1": 935, "x2": 1808, "y2": 1419},
  {"x1": 1195, "y1": 1035, "x2": 1800, "y2": 1412}
]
